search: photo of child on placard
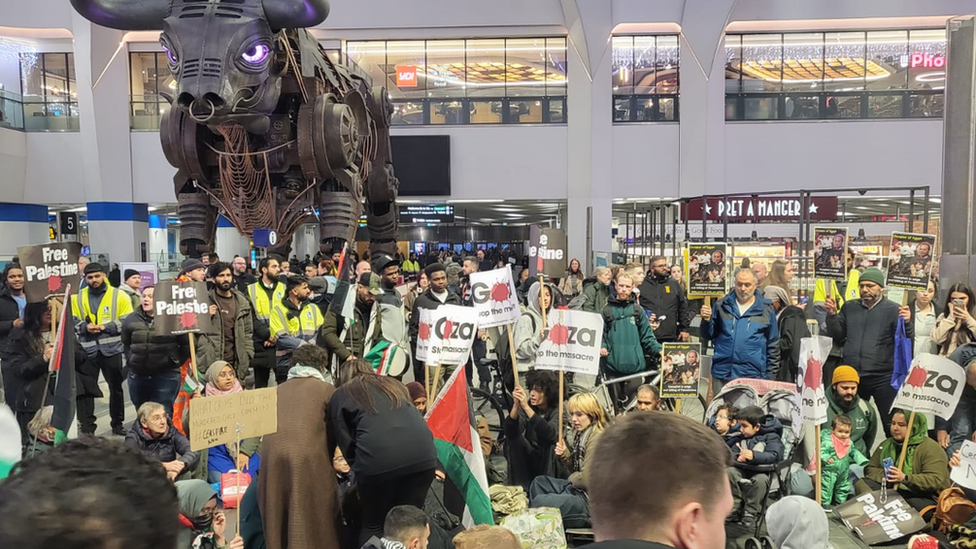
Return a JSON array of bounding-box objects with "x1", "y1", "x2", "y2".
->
[
  {"x1": 660, "y1": 343, "x2": 702, "y2": 398},
  {"x1": 813, "y1": 227, "x2": 848, "y2": 280},
  {"x1": 686, "y1": 244, "x2": 727, "y2": 296},
  {"x1": 886, "y1": 232, "x2": 937, "y2": 291}
]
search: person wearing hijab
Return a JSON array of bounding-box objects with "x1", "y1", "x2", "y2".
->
[
  {"x1": 406, "y1": 381, "x2": 428, "y2": 415},
  {"x1": 858, "y1": 409, "x2": 949, "y2": 511},
  {"x1": 175, "y1": 479, "x2": 243, "y2": 549},
  {"x1": 766, "y1": 496, "x2": 829, "y2": 549},
  {"x1": 194, "y1": 361, "x2": 261, "y2": 483}
]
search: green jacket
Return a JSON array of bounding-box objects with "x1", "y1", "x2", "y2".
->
[
  {"x1": 826, "y1": 386, "x2": 878, "y2": 457},
  {"x1": 319, "y1": 300, "x2": 378, "y2": 363},
  {"x1": 601, "y1": 296, "x2": 662, "y2": 376},
  {"x1": 580, "y1": 279, "x2": 609, "y2": 313},
  {"x1": 865, "y1": 435, "x2": 949, "y2": 499},
  {"x1": 194, "y1": 289, "x2": 255, "y2": 380}
]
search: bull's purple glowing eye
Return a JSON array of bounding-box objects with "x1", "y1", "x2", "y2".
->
[
  {"x1": 242, "y1": 44, "x2": 270, "y2": 64},
  {"x1": 162, "y1": 44, "x2": 178, "y2": 65}
]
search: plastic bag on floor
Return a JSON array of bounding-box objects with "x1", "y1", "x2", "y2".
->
[{"x1": 499, "y1": 507, "x2": 566, "y2": 549}]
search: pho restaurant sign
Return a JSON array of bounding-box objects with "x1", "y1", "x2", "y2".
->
[{"x1": 683, "y1": 196, "x2": 838, "y2": 222}]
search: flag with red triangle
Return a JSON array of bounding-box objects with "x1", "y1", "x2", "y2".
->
[
  {"x1": 425, "y1": 364, "x2": 493, "y2": 526},
  {"x1": 50, "y1": 288, "x2": 76, "y2": 444}
]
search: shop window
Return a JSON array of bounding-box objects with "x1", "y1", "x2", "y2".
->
[
  {"x1": 386, "y1": 41, "x2": 426, "y2": 100},
  {"x1": 20, "y1": 52, "x2": 80, "y2": 131},
  {"x1": 506, "y1": 38, "x2": 547, "y2": 97},
  {"x1": 466, "y1": 39, "x2": 506, "y2": 98},
  {"x1": 612, "y1": 34, "x2": 680, "y2": 123},
  {"x1": 726, "y1": 28, "x2": 945, "y2": 121}
]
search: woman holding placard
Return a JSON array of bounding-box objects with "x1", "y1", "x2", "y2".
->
[
  {"x1": 514, "y1": 282, "x2": 555, "y2": 373},
  {"x1": 190, "y1": 361, "x2": 261, "y2": 483},
  {"x1": 504, "y1": 369, "x2": 561, "y2": 490},
  {"x1": 857, "y1": 409, "x2": 948, "y2": 511}
]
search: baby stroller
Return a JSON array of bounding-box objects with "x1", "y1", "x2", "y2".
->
[{"x1": 705, "y1": 379, "x2": 803, "y2": 538}]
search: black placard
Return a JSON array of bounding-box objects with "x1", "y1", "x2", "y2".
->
[
  {"x1": 16, "y1": 242, "x2": 82, "y2": 303},
  {"x1": 153, "y1": 280, "x2": 213, "y2": 336}
]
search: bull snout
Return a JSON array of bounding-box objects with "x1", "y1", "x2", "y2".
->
[{"x1": 177, "y1": 91, "x2": 228, "y2": 120}]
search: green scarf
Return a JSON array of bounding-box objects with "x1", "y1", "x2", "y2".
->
[{"x1": 879, "y1": 409, "x2": 928, "y2": 476}]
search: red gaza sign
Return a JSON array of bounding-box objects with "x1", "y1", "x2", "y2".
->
[{"x1": 396, "y1": 65, "x2": 417, "y2": 87}]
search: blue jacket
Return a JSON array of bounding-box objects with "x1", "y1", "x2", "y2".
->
[{"x1": 701, "y1": 291, "x2": 781, "y2": 381}]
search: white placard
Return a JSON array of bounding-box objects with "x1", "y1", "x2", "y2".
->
[
  {"x1": 534, "y1": 309, "x2": 604, "y2": 375},
  {"x1": 798, "y1": 336, "x2": 831, "y2": 425},
  {"x1": 416, "y1": 308, "x2": 432, "y2": 363},
  {"x1": 891, "y1": 353, "x2": 966, "y2": 420},
  {"x1": 951, "y1": 441, "x2": 976, "y2": 490},
  {"x1": 469, "y1": 266, "x2": 521, "y2": 328},
  {"x1": 428, "y1": 305, "x2": 480, "y2": 366}
]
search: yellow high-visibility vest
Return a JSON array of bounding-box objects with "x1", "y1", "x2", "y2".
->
[
  {"x1": 270, "y1": 301, "x2": 323, "y2": 342},
  {"x1": 248, "y1": 280, "x2": 286, "y2": 322}
]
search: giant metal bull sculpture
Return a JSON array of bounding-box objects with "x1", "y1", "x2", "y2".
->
[{"x1": 71, "y1": 0, "x2": 398, "y2": 258}]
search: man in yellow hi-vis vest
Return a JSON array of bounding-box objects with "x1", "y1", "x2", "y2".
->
[
  {"x1": 248, "y1": 257, "x2": 285, "y2": 388},
  {"x1": 270, "y1": 274, "x2": 323, "y2": 382},
  {"x1": 71, "y1": 262, "x2": 134, "y2": 435}
]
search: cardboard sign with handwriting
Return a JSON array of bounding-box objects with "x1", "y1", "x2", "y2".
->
[{"x1": 189, "y1": 387, "x2": 278, "y2": 451}]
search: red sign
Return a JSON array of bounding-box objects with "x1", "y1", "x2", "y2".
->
[
  {"x1": 396, "y1": 65, "x2": 417, "y2": 87},
  {"x1": 910, "y1": 53, "x2": 945, "y2": 69},
  {"x1": 683, "y1": 196, "x2": 838, "y2": 222}
]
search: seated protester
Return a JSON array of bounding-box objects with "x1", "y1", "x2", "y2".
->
[
  {"x1": 529, "y1": 392, "x2": 608, "y2": 528},
  {"x1": 599, "y1": 273, "x2": 662, "y2": 408},
  {"x1": 725, "y1": 405, "x2": 785, "y2": 529},
  {"x1": 634, "y1": 384, "x2": 661, "y2": 412},
  {"x1": 407, "y1": 381, "x2": 428, "y2": 415},
  {"x1": 826, "y1": 366, "x2": 877, "y2": 459},
  {"x1": 453, "y1": 525, "x2": 521, "y2": 549},
  {"x1": 334, "y1": 447, "x2": 356, "y2": 498},
  {"x1": 269, "y1": 274, "x2": 324, "y2": 383},
  {"x1": 514, "y1": 281, "x2": 555, "y2": 374},
  {"x1": 126, "y1": 401, "x2": 199, "y2": 481},
  {"x1": 821, "y1": 415, "x2": 869, "y2": 507},
  {"x1": 175, "y1": 479, "x2": 243, "y2": 549},
  {"x1": 196, "y1": 361, "x2": 260, "y2": 483},
  {"x1": 334, "y1": 446, "x2": 361, "y2": 549},
  {"x1": 0, "y1": 437, "x2": 181, "y2": 549},
  {"x1": 857, "y1": 409, "x2": 949, "y2": 511},
  {"x1": 362, "y1": 505, "x2": 430, "y2": 549},
  {"x1": 712, "y1": 404, "x2": 738, "y2": 437},
  {"x1": 766, "y1": 496, "x2": 830, "y2": 549},
  {"x1": 504, "y1": 370, "x2": 561, "y2": 489}
]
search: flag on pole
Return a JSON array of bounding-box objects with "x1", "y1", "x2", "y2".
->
[
  {"x1": 0, "y1": 404, "x2": 20, "y2": 479},
  {"x1": 50, "y1": 289, "x2": 75, "y2": 445},
  {"x1": 425, "y1": 364, "x2": 493, "y2": 527},
  {"x1": 172, "y1": 359, "x2": 199, "y2": 436}
]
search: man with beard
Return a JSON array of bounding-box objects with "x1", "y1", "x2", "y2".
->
[
  {"x1": 825, "y1": 366, "x2": 878, "y2": 458},
  {"x1": 460, "y1": 256, "x2": 490, "y2": 390},
  {"x1": 248, "y1": 257, "x2": 286, "y2": 388},
  {"x1": 408, "y1": 263, "x2": 462, "y2": 384},
  {"x1": 826, "y1": 267, "x2": 912, "y2": 431},
  {"x1": 639, "y1": 256, "x2": 693, "y2": 343},
  {"x1": 269, "y1": 275, "x2": 323, "y2": 382},
  {"x1": 320, "y1": 272, "x2": 382, "y2": 365},
  {"x1": 70, "y1": 262, "x2": 134, "y2": 435},
  {"x1": 196, "y1": 263, "x2": 254, "y2": 381},
  {"x1": 232, "y1": 256, "x2": 256, "y2": 293}
]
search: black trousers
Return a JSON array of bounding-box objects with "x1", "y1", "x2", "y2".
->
[
  {"x1": 251, "y1": 346, "x2": 276, "y2": 389},
  {"x1": 356, "y1": 468, "x2": 435, "y2": 546},
  {"x1": 76, "y1": 352, "x2": 124, "y2": 433},
  {"x1": 858, "y1": 373, "x2": 897, "y2": 437}
]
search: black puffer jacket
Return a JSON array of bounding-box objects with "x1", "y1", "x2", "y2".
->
[
  {"x1": 124, "y1": 419, "x2": 199, "y2": 469},
  {"x1": 121, "y1": 308, "x2": 190, "y2": 376},
  {"x1": 4, "y1": 326, "x2": 92, "y2": 413},
  {"x1": 0, "y1": 287, "x2": 21, "y2": 345}
]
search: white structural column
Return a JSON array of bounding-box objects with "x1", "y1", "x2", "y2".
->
[
  {"x1": 70, "y1": 12, "x2": 134, "y2": 203},
  {"x1": 562, "y1": 0, "x2": 614, "y2": 265},
  {"x1": 86, "y1": 202, "x2": 150, "y2": 264},
  {"x1": 677, "y1": 0, "x2": 736, "y2": 197},
  {"x1": 215, "y1": 216, "x2": 252, "y2": 262}
]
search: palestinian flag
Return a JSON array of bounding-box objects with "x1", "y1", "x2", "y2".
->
[
  {"x1": 0, "y1": 404, "x2": 20, "y2": 479},
  {"x1": 328, "y1": 243, "x2": 356, "y2": 323},
  {"x1": 172, "y1": 359, "x2": 199, "y2": 435},
  {"x1": 50, "y1": 289, "x2": 76, "y2": 444},
  {"x1": 425, "y1": 364, "x2": 493, "y2": 527},
  {"x1": 364, "y1": 340, "x2": 407, "y2": 377}
]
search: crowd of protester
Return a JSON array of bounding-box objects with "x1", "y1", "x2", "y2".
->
[{"x1": 4, "y1": 244, "x2": 976, "y2": 549}]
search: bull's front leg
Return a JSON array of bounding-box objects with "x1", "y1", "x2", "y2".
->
[{"x1": 364, "y1": 86, "x2": 399, "y2": 257}]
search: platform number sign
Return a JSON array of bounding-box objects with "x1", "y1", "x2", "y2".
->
[
  {"x1": 60, "y1": 212, "x2": 78, "y2": 236},
  {"x1": 253, "y1": 229, "x2": 278, "y2": 248}
]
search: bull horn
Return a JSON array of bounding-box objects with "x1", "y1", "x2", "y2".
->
[
  {"x1": 262, "y1": 0, "x2": 330, "y2": 30},
  {"x1": 70, "y1": 0, "x2": 168, "y2": 31}
]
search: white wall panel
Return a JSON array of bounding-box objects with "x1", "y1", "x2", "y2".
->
[
  {"x1": 23, "y1": 132, "x2": 86, "y2": 203},
  {"x1": 725, "y1": 120, "x2": 944, "y2": 194},
  {"x1": 611, "y1": 124, "x2": 680, "y2": 198}
]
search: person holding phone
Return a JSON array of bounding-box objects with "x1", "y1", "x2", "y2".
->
[{"x1": 932, "y1": 283, "x2": 976, "y2": 357}]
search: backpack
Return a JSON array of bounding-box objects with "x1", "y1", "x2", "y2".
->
[
  {"x1": 923, "y1": 487, "x2": 976, "y2": 533},
  {"x1": 568, "y1": 293, "x2": 589, "y2": 310}
]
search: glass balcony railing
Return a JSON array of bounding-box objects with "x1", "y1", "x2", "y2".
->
[
  {"x1": 0, "y1": 91, "x2": 81, "y2": 132},
  {"x1": 130, "y1": 94, "x2": 172, "y2": 130}
]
